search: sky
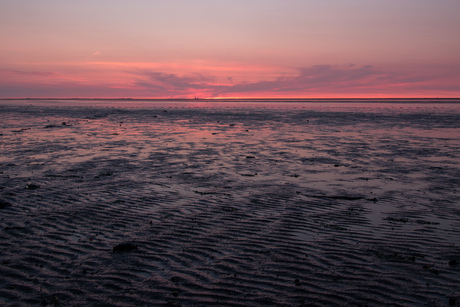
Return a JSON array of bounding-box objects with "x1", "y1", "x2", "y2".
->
[{"x1": 1, "y1": 0, "x2": 460, "y2": 99}]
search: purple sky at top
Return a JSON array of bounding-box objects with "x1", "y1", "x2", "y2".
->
[{"x1": 1, "y1": 0, "x2": 460, "y2": 98}]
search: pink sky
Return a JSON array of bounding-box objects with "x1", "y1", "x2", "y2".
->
[{"x1": 1, "y1": 0, "x2": 460, "y2": 98}]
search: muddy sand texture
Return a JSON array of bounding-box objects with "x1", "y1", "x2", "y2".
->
[{"x1": 1, "y1": 102, "x2": 460, "y2": 306}]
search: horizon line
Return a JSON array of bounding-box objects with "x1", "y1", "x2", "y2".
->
[{"x1": 1, "y1": 97, "x2": 459, "y2": 101}]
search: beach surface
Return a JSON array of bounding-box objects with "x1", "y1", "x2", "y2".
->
[{"x1": 1, "y1": 100, "x2": 459, "y2": 306}]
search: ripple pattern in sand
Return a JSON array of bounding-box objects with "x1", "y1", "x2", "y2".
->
[{"x1": 1, "y1": 103, "x2": 460, "y2": 306}]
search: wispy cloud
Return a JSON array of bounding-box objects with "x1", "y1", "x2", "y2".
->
[
  {"x1": 0, "y1": 70, "x2": 58, "y2": 77},
  {"x1": 133, "y1": 64, "x2": 445, "y2": 97},
  {"x1": 131, "y1": 70, "x2": 219, "y2": 97},
  {"x1": 1, "y1": 64, "x2": 459, "y2": 98},
  {"x1": 138, "y1": 70, "x2": 215, "y2": 90}
]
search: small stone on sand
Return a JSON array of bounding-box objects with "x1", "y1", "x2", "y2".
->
[
  {"x1": 0, "y1": 200, "x2": 12, "y2": 209},
  {"x1": 113, "y1": 242, "x2": 138, "y2": 253}
]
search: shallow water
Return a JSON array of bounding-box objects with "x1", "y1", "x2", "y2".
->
[{"x1": 0, "y1": 100, "x2": 459, "y2": 306}]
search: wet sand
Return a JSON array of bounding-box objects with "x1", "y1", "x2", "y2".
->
[{"x1": 1, "y1": 100, "x2": 459, "y2": 306}]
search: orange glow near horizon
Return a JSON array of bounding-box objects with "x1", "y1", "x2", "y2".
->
[{"x1": 1, "y1": 61, "x2": 459, "y2": 99}]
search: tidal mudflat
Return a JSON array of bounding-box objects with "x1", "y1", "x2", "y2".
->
[{"x1": 0, "y1": 100, "x2": 459, "y2": 306}]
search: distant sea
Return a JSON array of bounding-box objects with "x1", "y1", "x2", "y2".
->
[{"x1": 1, "y1": 98, "x2": 459, "y2": 111}]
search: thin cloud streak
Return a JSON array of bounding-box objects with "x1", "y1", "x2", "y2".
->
[
  {"x1": 0, "y1": 70, "x2": 58, "y2": 77},
  {"x1": 2, "y1": 64, "x2": 459, "y2": 98},
  {"x1": 132, "y1": 64, "x2": 460, "y2": 98}
]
